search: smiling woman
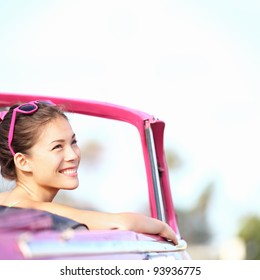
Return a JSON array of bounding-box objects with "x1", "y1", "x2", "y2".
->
[
  {"x1": 0, "y1": 98, "x2": 178, "y2": 245},
  {"x1": 0, "y1": 100, "x2": 80, "y2": 202}
]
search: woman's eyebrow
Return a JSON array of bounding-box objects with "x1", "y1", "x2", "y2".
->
[{"x1": 49, "y1": 134, "x2": 76, "y2": 145}]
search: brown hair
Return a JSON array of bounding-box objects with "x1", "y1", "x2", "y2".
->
[{"x1": 0, "y1": 102, "x2": 68, "y2": 180}]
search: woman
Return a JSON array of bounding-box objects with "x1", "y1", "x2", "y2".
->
[{"x1": 0, "y1": 100, "x2": 178, "y2": 244}]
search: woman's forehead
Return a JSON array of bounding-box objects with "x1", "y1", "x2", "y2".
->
[{"x1": 38, "y1": 117, "x2": 75, "y2": 143}]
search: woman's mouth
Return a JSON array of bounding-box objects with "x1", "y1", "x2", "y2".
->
[{"x1": 59, "y1": 168, "x2": 78, "y2": 176}]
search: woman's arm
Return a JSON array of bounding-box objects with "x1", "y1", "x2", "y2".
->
[{"x1": 34, "y1": 202, "x2": 179, "y2": 245}]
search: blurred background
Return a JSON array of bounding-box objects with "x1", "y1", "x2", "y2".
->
[{"x1": 0, "y1": 0, "x2": 260, "y2": 259}]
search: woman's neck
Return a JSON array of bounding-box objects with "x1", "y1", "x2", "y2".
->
[{"x1": 15, "y1": 180, "x2": 58, "y2": 203}]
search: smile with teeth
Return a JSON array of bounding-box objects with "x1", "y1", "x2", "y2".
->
[{"x1": 59, "y1": 168, "x2": 77, "y2": 176}]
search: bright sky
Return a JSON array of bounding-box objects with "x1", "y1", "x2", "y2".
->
[{"x1": 0, "y1": 0, "x2": 259, "y2": 244}]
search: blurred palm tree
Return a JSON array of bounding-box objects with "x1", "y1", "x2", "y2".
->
[
  {"x1": 176, "y1": 183, "x2": 213, "y2": 244},
  {"x1": 166, "y1": 148, "x2": 213, "y2": 244}
]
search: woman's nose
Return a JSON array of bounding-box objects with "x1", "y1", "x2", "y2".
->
[{"x1": 65, "y1": 146, "x2": 80, "y2": 161}]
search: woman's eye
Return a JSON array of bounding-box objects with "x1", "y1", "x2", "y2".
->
[
  {"x1": 72, "y1": 139, "x2": 78, "y2": 145},
  {"x1": 52, "y1": 144, "x2": 62, "y2": 150}
]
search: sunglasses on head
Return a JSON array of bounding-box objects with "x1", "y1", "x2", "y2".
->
[{"x1": 8, "y1": 100, "x2": 56, "y2": 156}]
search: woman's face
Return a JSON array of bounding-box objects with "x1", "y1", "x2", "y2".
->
[{"x1": 25, "y1": 117, "x2": 81, "y2": 191}]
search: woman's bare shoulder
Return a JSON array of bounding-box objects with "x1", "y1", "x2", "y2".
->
[{"x1": 0, "y1": 191, "x2": 12, "y2": 206}]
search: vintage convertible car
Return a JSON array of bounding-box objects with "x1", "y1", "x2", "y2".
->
[{"x1": 0, "y1": 92, "x2": 190, "y2": 260}]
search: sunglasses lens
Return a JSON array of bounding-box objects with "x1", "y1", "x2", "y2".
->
[{"x1": 19, "y1": 104, "x2": 37, "y2": 112}]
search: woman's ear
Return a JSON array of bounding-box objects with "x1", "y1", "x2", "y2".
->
[{"x1": 13, "y1": 153, "x2": 32, "y2": 172}]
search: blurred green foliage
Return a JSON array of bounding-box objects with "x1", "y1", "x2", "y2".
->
[{"x1": 238, "y1": 215, "x2": 260, "y2": 260}]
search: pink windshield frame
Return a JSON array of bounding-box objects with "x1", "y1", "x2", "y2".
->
[{"x1": 0, "y1": 92, "x2": 180, "y2": 235}]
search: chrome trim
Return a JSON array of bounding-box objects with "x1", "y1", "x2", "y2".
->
[{"x1": 145, "y1": 124, "x2": 166, "y2": 222}]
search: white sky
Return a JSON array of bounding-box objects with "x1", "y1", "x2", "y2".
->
[{"x1": 0, "y1": 0, "x2": 260, "y2": 243}]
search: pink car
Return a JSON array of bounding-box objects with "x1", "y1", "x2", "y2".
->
[{"x1": 0, "y1": 92, "x2": 190, "y2": 260}]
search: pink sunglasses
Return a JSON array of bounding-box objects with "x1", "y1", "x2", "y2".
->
[{"x1": 7, "y1": 100, "x2": 56, "y2": 156}]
